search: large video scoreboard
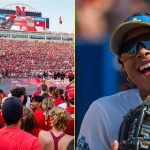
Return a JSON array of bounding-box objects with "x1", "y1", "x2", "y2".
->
[{"x1": 0, "y1": 6, "x2": 49, "y2": 32}]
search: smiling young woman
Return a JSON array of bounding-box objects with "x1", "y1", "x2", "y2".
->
[{"x1": 77, "y1": 10, "x2": 150, "y2": 150}]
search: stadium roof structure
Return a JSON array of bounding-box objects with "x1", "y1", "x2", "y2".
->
[
  {"x1": 2, "y1": 3, "x2": 40, "y2": 13},
  {"x1": 0, "y1": 3, "x2": 41, "y2": 17}
]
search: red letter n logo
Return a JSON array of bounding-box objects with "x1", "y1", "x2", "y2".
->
[{"x1": 16, "y1": 6, "x2": 25, "y2": 16}]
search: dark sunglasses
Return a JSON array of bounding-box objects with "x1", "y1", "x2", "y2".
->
[{"x1": 119, "y1": 33, "x2": 150, "y2": 55}]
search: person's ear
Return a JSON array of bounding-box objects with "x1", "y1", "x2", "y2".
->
[
  {"x1": 117, "y1": 55, "x2": 124, "y2": 67},
  {"x1": 39, "y1": 102, "x2": 42, "y2": 107}
]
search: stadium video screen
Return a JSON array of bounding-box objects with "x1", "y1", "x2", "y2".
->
[{"x1": 0, "y1": 14, "x2": 46, "y2": 32}]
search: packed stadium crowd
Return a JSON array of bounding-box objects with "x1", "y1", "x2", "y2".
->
[
  {"x1": 0, "y1": 78, "x2": 74, "y2": 149},
  {"x1": 0, "y1": 38, "x2": 74, "y2": 78}
]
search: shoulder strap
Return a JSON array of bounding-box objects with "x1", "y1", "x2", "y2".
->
[{"x1": 50, "y1": 130, "x2": 66, "y2": 150}]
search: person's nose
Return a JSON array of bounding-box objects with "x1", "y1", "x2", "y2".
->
[{"x1": 136, "y1": 47, "x2": 150, "y2": 59}]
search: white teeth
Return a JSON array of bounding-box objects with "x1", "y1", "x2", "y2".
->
[{"x1": 139, "y1": 63, "x2": 150, "y2": 71}]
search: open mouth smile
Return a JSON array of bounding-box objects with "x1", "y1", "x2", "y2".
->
[{"x1": 138, "y1": 62, "x2": 150, "y2": 75}]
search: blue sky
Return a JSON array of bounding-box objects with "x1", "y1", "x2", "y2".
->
[{"x1": 0, "y1": 0, "x2": 74, "y2": 33}]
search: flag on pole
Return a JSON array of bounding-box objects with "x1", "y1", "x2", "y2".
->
[{"x1": 59, "y1": 16, "x2": 62, "y2": 24}]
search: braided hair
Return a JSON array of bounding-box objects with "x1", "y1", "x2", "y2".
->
[{"x1": 42, "y1": 93, "x2": 54, "y2": 125}]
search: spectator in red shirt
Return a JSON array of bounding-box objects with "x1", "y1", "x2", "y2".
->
[
  {"x1": 32, "y1": 83, "x2": 43, "y2": 99},
  {"x1": 32, "y1": 83, "x2": 48, "y2": 99},
  {"x1": 32, "y1": 94, "x2": 54, "y2": 131},
  {"x1": 65, "y1": 90, "x2": 75, "y2": 136},
  {"x1": 31, "y1": 95, "x2": 47, "y2": 130},
  {"x1": 41, "y1": 93, "x2": 54, "y2": 131},
  {"x1": 66, "y1": 90, "x2": 75, "y2": 114},
  {"x1": 32, "y1": 87, "x2": 41, "y2": 98},
  {"x1": 52, "y1": 89, "x2": 64, "y2": 106},
  {"x1": 21, "y1": 107, "x2": 41, "y2": 137},
  {"x1": 0, "y1": 89, "x2": 7, "y2": 98},
  {"x1": 0, "y1": 96, "x2": 41, "y2": 150},
  {"x1": 31, "y1": 95, "x2": 43, "y2": 112},
  {"x1": 65, "y1": 80, "x2": 74, "y2": 91},
  {"x1": 49, "y1": 86, "x2": 57, "y2": 98},
  {"x1": 0, "y1": 97, "x2": 7, "y2": 128},
  {"x1": 0, "y1": 39, "x2": 74, "y2": 77}
]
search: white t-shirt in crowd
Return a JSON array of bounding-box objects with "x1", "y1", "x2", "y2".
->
[
  {"x1": 58, "y1": 102, "x2": 68, "y2": 109},
  {"x1": 25, "y1": 96, "x2": 31, "y2": 108},
  {"x1": 77, "y1": 89, "x2": 143, "y2": 150}
]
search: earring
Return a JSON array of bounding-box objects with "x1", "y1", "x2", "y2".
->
[{"x1": 127, "y1": 77, "x2": 130, "y2": 82}]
